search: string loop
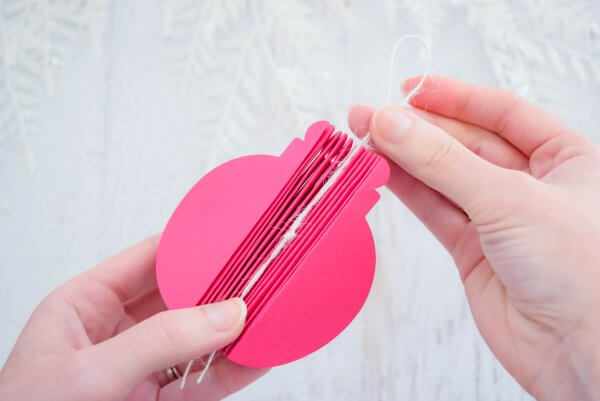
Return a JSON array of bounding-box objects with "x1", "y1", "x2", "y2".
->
[{"x1": 387, "y1": 34, "x2": 431, "y2": 105}]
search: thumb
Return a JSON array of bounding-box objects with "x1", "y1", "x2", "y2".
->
[
  {"x1": 84, "y1": 298, "x2": 246, "y2": 389},
  {"x1": 370, "y1": 106, "x2": 531, "y2": 217}
]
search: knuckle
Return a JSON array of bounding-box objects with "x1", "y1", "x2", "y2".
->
[
  {"x1": 504, "y1": 168, "x2": 538, "y2": 191},
  {"x1": 145, "y1": 311, "x2": 180, "y2": 348},
  {"x1": 31, "y1": 285, "x2": 71, "y2": 319},
  {"x1": 422, "y1": 139, "x2": 458, "y2": 176},
  {"x1": 494, "y1": 91, "x2": 523, "y2": 134},
  {"x1": 455, "y1": 83, "x2": 473, "y2": 119}
]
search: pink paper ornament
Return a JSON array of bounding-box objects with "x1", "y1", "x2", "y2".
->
[{"x1": 156, "y1": 120, "x2": 389, "y2": 368}]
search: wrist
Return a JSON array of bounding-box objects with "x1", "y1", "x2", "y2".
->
[{"x1": 530, "y1": 326, "x2": 600, "y2": 401}]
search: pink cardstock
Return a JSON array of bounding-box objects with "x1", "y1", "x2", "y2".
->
[{"x1": 156, "y1": 121, "x2": 390, "y2": 368}]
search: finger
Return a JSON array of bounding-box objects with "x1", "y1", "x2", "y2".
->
[
  {"x1": 402, "y1": 75, "x2": 576, "y2": 156},
  {"x1": 369, "y1": 105, "x2": 535, "y2": 218},
  {"x1": 348, "y1": 103, "x2": 373, "y2": 137},
  {"x1": 348, "y1": 104, "x2": 373, "y2": 136},
  {"x1": 387, "y1": 163, "x2": 472, "y2": 252},
  {"x1": 389, "y1": 163, "x2": 489, "y2": 283},
  {"x1": 86, "y1": 234, "x2": 161, "y2": 302},
  {"x1": 350, "y1": 105, "x2": 487, "y2": 277},
  {"x1": 409, "y1": 109, "x2": 529, "y2": 171},
  {"x1": 124, "y1": 287, "x2": 167, "y2": 324},
  {"x1": 349, "y1": 104, "x2": 529, "y2": 171},
  {"x1": 349, "y1": 105, "x2": 471, "y2": 251},
  {"x1": 83, "y1": 298, "x2": 247, "y2": 393},
  {"x1": 159, "y1": 359, "x2": 268, "y2": 401}
]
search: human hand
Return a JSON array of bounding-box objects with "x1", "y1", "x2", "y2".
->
[
  {"x1": 348, "y1": 76, "x2": 600, "y2": 401},
  {"x1": 0, "y1": 235, "x2": 267, "y2": 401}
]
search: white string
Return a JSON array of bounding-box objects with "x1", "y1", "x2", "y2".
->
[
  {"x1": 195, "y1": 350, "x2": 216, "y2": 384},
  {"x1": 387, "y1": 34, "x2": 431, "y2": 105},
  {"x1": 182, "y1": 133, "x2": 371, "y2": 388},
  {"x1": 240, "y1": 134, "x2": 371, "y2": 300},
  {"x1": 179, "y1": 34, "x2": 431, "y2": 390}
]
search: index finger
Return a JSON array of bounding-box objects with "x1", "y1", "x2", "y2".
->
[
  {"x1": 86, "y1": 234, "x2": 161, "y2": 302},
  {"x1": 402, "y1": 75, "x2": 574, "y2": 156}
]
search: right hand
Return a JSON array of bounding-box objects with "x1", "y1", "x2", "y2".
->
[{"x1": 349, "y1": 76, "x2": 600, "y2": 401}]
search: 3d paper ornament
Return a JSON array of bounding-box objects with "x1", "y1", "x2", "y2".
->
[{"x1": 156, "y1": 120, "x2": 389, "y2": 369}]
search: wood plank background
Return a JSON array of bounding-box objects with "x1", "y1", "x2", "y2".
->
[{"x1": 2, "y1": 1, "x2": 598, "y2": 399}]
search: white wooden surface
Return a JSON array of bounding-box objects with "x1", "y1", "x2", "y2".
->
[{"x1": 2, "y1": 1, "x2": 599, "y2": 400}]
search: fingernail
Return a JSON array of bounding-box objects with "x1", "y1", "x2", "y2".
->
[
  {"x1": 373, "y1": 107, "x2": 413, "y2": 144},
  {"x1": 204, "y1": 298, "x2": 246, "y2": 331}
]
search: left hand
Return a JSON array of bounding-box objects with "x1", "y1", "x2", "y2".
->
[{"x1": 0, "y1": 234, "x2": 267, "y2": 401}]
